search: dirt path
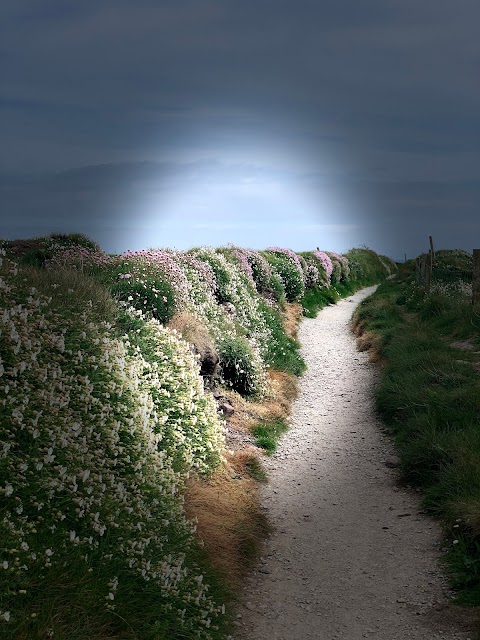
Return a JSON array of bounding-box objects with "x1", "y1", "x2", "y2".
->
[{"x1": 235, "y1": 287, "x2": 476, "y2": 640}]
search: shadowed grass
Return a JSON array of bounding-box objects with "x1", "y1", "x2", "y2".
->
[{"x1": 352, "y1": 254, "x2": 480, "y2": 605}]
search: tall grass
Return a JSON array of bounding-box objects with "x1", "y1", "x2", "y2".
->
[{"x1": 353, "y1": 252, "x2": 480, "y2": 604}]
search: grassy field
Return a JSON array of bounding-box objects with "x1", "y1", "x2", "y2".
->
[{"x1": 353, "y1": 251, "x2": 480, "y2": 604}]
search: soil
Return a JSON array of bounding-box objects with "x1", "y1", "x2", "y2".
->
[{"x1": 234, "y1": 287, "x2": 479, "y2": 640}]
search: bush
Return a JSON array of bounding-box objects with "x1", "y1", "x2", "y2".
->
[
  {"x1": 344, "y1": 247, "x2": 396, "y2": 284},
  {"x1": 325, "y1": 251, "x2": 342, "y2": 284},
  {"x1": 217, "y1": 334, "x2": 265, "y2": 396},
  {"x1": 96, "y1": 250, "x2": 190, "y2": 324},
  {"x1": 299, "y1": 252, "x2": 329, "y2": 288},
  {"x1": 189, "y1": 248, "x2": 235, "y2": 304},
  {"x1": 263, "y1": 249, "x2": 305, "y2": 302}
]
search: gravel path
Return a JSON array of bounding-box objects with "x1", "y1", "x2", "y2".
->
[{"x1": 235, "y1": 287, "x2": 475, "y2": 640}]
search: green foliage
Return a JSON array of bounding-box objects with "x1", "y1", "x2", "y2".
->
[
  {"x1": 48, "y1": 233, "x2": 101, "y2": 252},
  {"x1": 267, "y1": 270, "x2": 286, "y2": 304},
  {"x1": 355, "y1": 258, "x2": 480, "y2": 602},
  {"x1": 252, "y1": 418, "x2": 289, "y2": 453},
  {"x1": 0, "y1": 252, "x2": 227, "y2": 639},
  {"x1": 189, "y1": 249, "x2": 233, "y2": 304},
  {"x1": 217, "y1": 335, "x2": 264, "y2": 396},
  {"x1": 301, "y1": 286, "x2": 339, "y2": 318},
  {"x1": 344, "y1": 247, "x2": 396, "y2": 285},
  {"x1": 108, "y1": 268, "x2": 176, "y2": 324},
  {"x1": 433, "y1": 249, "x2": 473, "y2": 272},
  {"x1": 263, "y1": 251, "x2": 305, "y2": 302},
  {"x1": 260, "y1": 301, "x2": 306, "y2": 376}
]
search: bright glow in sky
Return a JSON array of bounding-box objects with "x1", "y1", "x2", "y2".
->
[
  {"x1": 135, "y1": 174, "x2": 353, "y2": 252},
  {"x1": 126, "y1": 135, "x2": 363, "y2": 253}
]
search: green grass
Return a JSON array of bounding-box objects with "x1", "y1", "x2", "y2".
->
[
  {"x1": 252, "y1": 418, "x2": 289, "y2": 453},
  {"x1": 261, "y1": 302, "x2": 306, "y2": 376},
  {"x1": 353, "y1": 253, "x2": 480, "y2": 604},
  {"x1": 301, "y1": 285, "x2": 340, "y2": 318}
]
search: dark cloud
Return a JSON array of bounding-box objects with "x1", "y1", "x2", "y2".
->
[{"x1": 1, "y1": 0, "x2": 479, "y2": 256}]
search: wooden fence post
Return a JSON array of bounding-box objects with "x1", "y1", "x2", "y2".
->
[
  {"x1": 425, "y1": 253, "x2": 431, "y2": 293},
  {"x1": 473, "y1": 249, "x2": 480, "y2": 306},
  {"x1": 429, "y1": 236, "x2": 435, "y2": 263}
]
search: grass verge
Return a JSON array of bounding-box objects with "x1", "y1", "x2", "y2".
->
[{"x1": 352, "y1": 259, "x2": 480, "y2": 606}]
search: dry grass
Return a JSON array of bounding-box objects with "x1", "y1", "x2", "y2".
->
[
  {"x1": 168, "y1": 311, "x2": 216, "y2": 355},
  {"x1": 184, "y1": 368, "x2": 297, "y2": 586},
  {"x1": 283, "y1": 302, "x2": 303, "y2": 339},
  {"x1": 222, "y1": 369, "x2": 298, "y2": 434},
  {"x1": 352, "y1": 318, "x2": 383, "y2": 363},
  {"x1": 356, "y1": 331, "x2": 383, "y2": 362},
  {"x1": 184, "y1": 462, "x2": 270, "y2": 588}
]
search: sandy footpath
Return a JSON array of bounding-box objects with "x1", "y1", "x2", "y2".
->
[{"x1": 235, "y1": 287, "x2": 476, "y2": 640}]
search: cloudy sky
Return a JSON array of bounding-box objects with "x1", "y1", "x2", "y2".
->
[{"x1": 1, "y1": 1, "x2": 479, "y2": 259}]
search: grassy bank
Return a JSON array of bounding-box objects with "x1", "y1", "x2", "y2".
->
[
  {"x1": 352, "y1": 251, "x2": 480, "y2": 605},
  {"x1": 1, "y1": 235, "x2": 394, "y2": 638}
]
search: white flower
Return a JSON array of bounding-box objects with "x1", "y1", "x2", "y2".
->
[
  {"x1": 71, "y1": 422, "x2": 81, "y2": 433},
  {"x1": 45, "y1": 549, "x2": 54, "y2": 557},
  {"x1": 2, "y1": 611, "x2": 10, "y2": 622},
  {"x1": 2, "y1": 561, "x2": 8, "y2": 569},
  {"x1": 4, "y1": 484, "x2": 13, "y2": 497},
  {"x1": 20, "y1": 542, "x2": 29, "y2": 551},
  {"x1": 70, "y1": 531, "x2": 76, "y2": 542},
  {"x1": 44, "y1": 448, "x2": 55, "y2": 464}
]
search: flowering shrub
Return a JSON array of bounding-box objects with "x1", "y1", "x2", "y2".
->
[
  {"x1": 326, "y1": 252, "x2": 350, "y2": 282},
  {"x1": 264, "y1": 248, "x2": 305, "y2": 302},
  {"x1": 266, "y1": 248, "x2": 305, "y2": 283},
  {"x1": 313, "y1": 250, "x2": 333, "y2": 282},
  {"x1": 217, "y1": 335, "x2": 266, "y2": 397},
  {"x1": 299, "y1": 252, "x2": 329, "y2": 289},
  {"x1": 0, "y1": 251, "x2": 226, "y2": 638},
  {"x1": 188, "y1": 248, "x2": 236, "y2": 305},
  {"x1": 217, "y1": 246, "x2": 255, "y2": 287},
  {"x1": 345, "y1": 258, "x2": 364, "y2": 282},
  {"x1": 99, "y1": 249, "x2": 191, "y2": 324},
  {"x1": 187, "y1": 248, "x2": 270, "y2": 396},
  {"x1": 324, "y1": 252, "x2": 342, "y2": 284},
  {"x1": 45, "y1": 243, "x2": 113, "y2": 270}
]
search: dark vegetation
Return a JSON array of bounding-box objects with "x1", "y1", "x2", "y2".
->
[{"x1": 353, "y1": 252, "x2": 480, "y2": 605}]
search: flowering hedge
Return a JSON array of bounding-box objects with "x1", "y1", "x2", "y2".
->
[
  {"x1": 0, "y1": 234, "x2": 396, "y2": 637},
  {"x1": 263, "y1": 248, "x2": 305, "y2": 302},
  {"x1": 0, "y1": 250, "x2": 226, "y2": 638}
]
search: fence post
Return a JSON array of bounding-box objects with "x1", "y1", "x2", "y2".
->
[
  {"x1": 473, "y1": 249, "x2": 480, "y2": 306},
  {"x1": 425, "y1": 252, "x2": 431, "y2": 293}
]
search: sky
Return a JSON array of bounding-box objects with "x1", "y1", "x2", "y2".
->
[{"x1": 1, "y1": 1, "x2": 479, "y2": 260}]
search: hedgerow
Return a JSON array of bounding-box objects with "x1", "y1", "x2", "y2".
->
[
  {"x1": 0, "y1": 250, "x2": 227, "y2": 638},
  {"x1": 0, "y1": 235, "x2": 394, "y2": 637}
]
